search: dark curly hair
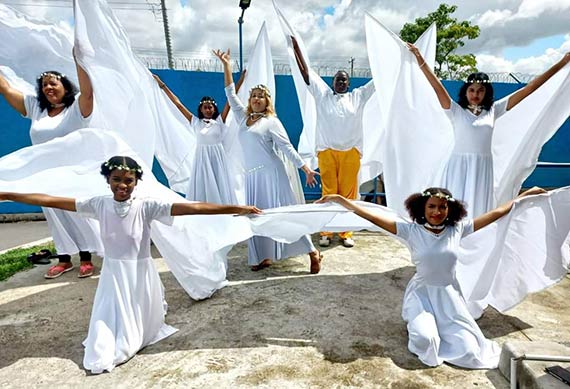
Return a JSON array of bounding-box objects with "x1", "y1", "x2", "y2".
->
[
  {"x1": 404, "y1": 187, "x2": 468, "y2": 226},
  {"x1": 457, "y1": 72, "x2": 494, "y2": 111},
  {"x1": 197, "y1": 96, "x2": 219, "y2": 119},
  {"x1": 100, "y1": 156, "x2": 143, "y2": 181},
  {"x1": 36, "y1": 71, "x2": 78, "y2": 112}
]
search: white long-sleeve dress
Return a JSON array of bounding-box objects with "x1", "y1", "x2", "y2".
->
[
  {"x1": 24, "y1": 95, "x2": 103, "y2": 255},
  {"x1": 186, "y1": 116, "x2": 237, "y2": 204},
  {"x1": 396, "y1": 219, "x2": 500, "y2": 369},
  {"x1": 76, "y1": 195, "x2": 178, "y2": 374},
  {"x1": 224, "y1": 83, "x2": 316, "y2": 265},
  {"x1": 436, "y1": 100, "x2": 508, "y2": 217}
]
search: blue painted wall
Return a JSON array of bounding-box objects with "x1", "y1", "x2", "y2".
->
[{"x1": 1, "y1": 71, "x2": 568, "y2": 213}]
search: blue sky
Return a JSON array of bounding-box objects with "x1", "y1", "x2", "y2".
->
[{"x1": 504, "y1": 35, "x2": 566, "y2": 61}]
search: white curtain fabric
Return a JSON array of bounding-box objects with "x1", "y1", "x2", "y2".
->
[
  {"x1": 365, "y1": 15, "x2": 570, "y2": 215},
  {"x1": 272, "y1": 0, "x2": 384, "y2": 186}
]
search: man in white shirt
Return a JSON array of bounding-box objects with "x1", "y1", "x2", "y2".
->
[{"x1": 292, "y1": 37, "x2": 375, "y2": 248}]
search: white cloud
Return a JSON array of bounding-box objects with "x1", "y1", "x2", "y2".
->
[{"x1": 5, "y1": 0, "x2": 570, "y2": 75}]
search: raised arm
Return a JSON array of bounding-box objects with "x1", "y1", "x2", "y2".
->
[
  {"x1": 291, "y1": 36, "x2": 310, "y2": 85},
  {"x1": 0, "y1": 192, "x2": 76, "y2": 212},
  {"x1": 213, "y1": 49, "x2": 233, "y2": 88},
  {"x1": 0, "y1": 73, "x2": 26, "y2": 116},
  {"x1": 221, "y1": 69, "x2": 247, "y2": 122},
  {"x1": 171, "y1": 202, "x2": 261, "y2": 216},
  {"x1": 74, "y1": 48, "x2": 94, "y2": 118},
  {"x1": 154, "y1": 74, "x2": 193, "y2": 122},
  {"x1": 407, "y1": 43, "x2": 451, "y2": 110},
  {"x1": 506, "y1": 52, "x2": 570, "y2": 111},
  {"x1": 473, "y1": 186, "x2": 546, "y2": 231},
  {"x1": 316, "y1": 194, "x2": 397, "y2": 234}
]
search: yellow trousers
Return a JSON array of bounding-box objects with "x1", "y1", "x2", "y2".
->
[{"x1": 318, "y1": 147, "x2": 360, "y2": 239}]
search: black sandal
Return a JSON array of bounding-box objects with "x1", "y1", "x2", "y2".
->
[{"x1": 27, "y1": 249, "x2": 53, "y2": 265}]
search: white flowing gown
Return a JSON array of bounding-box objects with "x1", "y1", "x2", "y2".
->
[
  {"x1": 437, "y1": 100, "x2": 508, "y2": 217},
  {"x1": 77, "y1": 195, "x2": 178, "y2": 374},
  {"x1": 225, "y1": 83, "x2": 315, "y2": 265},
  {"x1": 186, "y1": 116, "x2": 237, "y2": 204},
  {"x1": 24, "y1": 95, "x2": 103, "y2": 256},
  {"x1": 397, "y1": 220, "x2": 500, "y2": 368}
]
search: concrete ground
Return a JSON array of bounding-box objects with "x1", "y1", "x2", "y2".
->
[{"x1": 0, "y1": 225, "x2": 569, "y2": 388}]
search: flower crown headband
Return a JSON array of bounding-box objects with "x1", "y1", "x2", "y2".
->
[
  {"x1": 421, "y1": 190, "x2": 455, "y2": 202},
  {"x1": 38, "y1": 72, "x2": 64, "y2": 80},
  {"x1": 104, "y1": 161, "x2": 142, "y2": 173},
  {"x1": 250, "y1": 84, "x2": 271, "y2": 98},
  {"x1": 467, "y1": 79, "x2": 490, "y2": 84},
  {"x1": 199, "y1": 99, "x2": 217, "y2": 107}
]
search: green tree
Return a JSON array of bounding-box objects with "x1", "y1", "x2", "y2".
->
[{"x1": 400, "y1": 3, "x2": 480, "y2": 80}]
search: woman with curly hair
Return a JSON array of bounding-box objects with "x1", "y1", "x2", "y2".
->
[
  {"x1": 317, "y1": 185, "x2": 545, "y2": 369},
  {"x1": 0, "y1": 51, "x2": 103, "y2": 279}
]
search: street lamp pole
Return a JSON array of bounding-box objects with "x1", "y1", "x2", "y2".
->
[{"x1": 238, "y1": 0, "x2": 252, "y2": 74}]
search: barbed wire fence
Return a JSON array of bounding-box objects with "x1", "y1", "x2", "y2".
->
[{"x1": 137, "y1": 53, "x2": 534, "y2": 83}]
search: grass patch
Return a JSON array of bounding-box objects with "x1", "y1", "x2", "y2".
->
[{"x1": 0, "y1": 242, "x2": 55, "y2": 282}]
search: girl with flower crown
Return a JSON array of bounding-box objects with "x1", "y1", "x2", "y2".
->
[
  {"x1": 0, "y1": 50, "x2": 103, "y2": 279},
  {"x1": 153, "y1": 74, "x2": 246, "y2": 205},
  {"x1": 213, "y1": 48, "x2": 323, "y2": 273},
  {"x1": 0, "y1": 155, "x2": 261, "y2": 373},
  {"x1": 317, "y1": 185, "x2": 545, "y2": 369},
  {"x1": 407, "y1": 44, "x2": 570, "y2": 217}
]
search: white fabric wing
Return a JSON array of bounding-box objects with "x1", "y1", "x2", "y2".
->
[
  {"x1": 365, "y1": 15, "x2": 451, "y2": 216},
  {"x1": 74, "y1": 0, "x2": 195, "y2": 192},
  {"x1": 0, "y1": 4, "x2": 76, "y2": 88},
  {"x1": 493, "y1": 65, "x2": 570, "y2": 205}
]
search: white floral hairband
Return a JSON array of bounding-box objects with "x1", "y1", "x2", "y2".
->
[
  {"x1": 38, "y1": 72, "x2": 64, "y2": 80},
  {"x1": 199, "y1": 99, "x2": 217, "y2": 106},
  {"x1": 467, "y1": 79, "x2": 490, "y2": 84},
  {"x1": 421, "y1": 190, "x2": 455, "y2": 202},
  {"x1": 250, "y1": 84, "x2": 271, "y2": 97},
  {"x1": 104, "y1": 161, "x2": 142, "y2": 173}
]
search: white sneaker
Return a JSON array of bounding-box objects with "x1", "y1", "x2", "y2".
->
[
  {"x1": 319, "y1": 236, "x2": 331, "y2": 247},
  {"x1": 341, "y1": 237, "x2": 355, "y2": 248}
]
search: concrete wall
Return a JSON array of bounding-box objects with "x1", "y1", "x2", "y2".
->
[{"x1": 1, "y1": 70, "x2": 568, "y2": 213}]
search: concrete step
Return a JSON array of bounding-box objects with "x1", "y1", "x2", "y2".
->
[{"x1": 500, "y1": 341, "x2": 570, "y2": 388}]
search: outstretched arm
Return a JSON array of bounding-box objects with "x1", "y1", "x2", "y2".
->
[
  {"x1": 506, "y1": 53, "x2": 570, "y2": 110},
  {"x1": 154, "y1": 74, "x2": 194, "y2": 122},
  {"x1": 316, "y1": 194, "x2": 397, "y2": 234},
  {"x1": 473, "y1": 186, "x2": 546, "y2": 231},
  {"x1": 213, "y1": 49, "x2": 233, "y2": 88},
  {"x1": 171, "y1": 202, "x2": 261, "y2": 216},
  {"x1": 0, "y1": 73, "x2": 26, "y2": 116},
  {"x1": 291, "y1": 36, "x2": 310, "y2": 85},
  {"x1": 74, "y1": 48, "x2": 94, "y2": 118},
  {"x1": 221, "y1": 68, "x2": 247, "y2": 122},
  {"x1": 0, "y1": 192, "x2": 76, "y2": 212},
  {"x1": 407, "y1": 43, "x2": 451, "y2": 110}
]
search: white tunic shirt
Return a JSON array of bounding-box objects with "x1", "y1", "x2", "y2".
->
[
  {"x1": 24, "y1": 94, "x2": 91, "y2": 145},
  {"x1": 307, "y1": 74, "x2": 374, "y2": 155}
]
